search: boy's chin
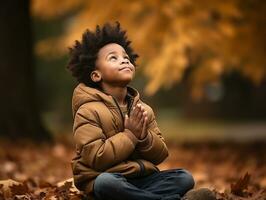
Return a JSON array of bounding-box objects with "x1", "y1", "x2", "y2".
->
[{"x1": 117, "y1": 78, "x2": 133, "y2": 87}]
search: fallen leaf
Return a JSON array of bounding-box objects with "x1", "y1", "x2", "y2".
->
[
  {"x1": 231, "y1": 172, "x2": 251, "y2": 197},
  {"x1": 10, "y1": 182, "x2": 29, "y2": 196}
]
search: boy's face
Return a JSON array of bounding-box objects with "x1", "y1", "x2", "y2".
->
[{"x1": 93, "y1": 43, "x2": 135, "y2": 87}]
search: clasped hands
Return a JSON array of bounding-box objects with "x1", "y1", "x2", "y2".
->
[{"x1": 124, "y1": 103, "x2": 148, "y2": 140}]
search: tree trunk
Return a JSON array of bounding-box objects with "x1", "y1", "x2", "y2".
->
[{"x1": 0, "y1": 0, "x2": 51, "y2": 141}]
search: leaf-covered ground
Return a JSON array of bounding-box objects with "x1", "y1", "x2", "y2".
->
[{"x1": 0, "y1": 136, "x2": 265, "y2": 199}]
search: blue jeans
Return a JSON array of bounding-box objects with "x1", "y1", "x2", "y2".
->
[{"x1": 93, "y1": 169, "x2": 195, "y2": 200}]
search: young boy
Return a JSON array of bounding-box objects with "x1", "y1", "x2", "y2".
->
[{"x1": 67, "y1": 22, "x2": 216, "y2": 200}]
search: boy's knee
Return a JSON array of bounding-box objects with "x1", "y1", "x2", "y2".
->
[
  {"x1": 178, "y1": 169, "x2": 195, "y2": 189},
  {"x1": 94, "y1": 173, "x2": 124, "y2": 194},
  {"x1": 94, "y1": 173, "x2": 115, "y2": 191}
]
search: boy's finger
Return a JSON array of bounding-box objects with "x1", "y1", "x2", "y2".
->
[
  {"x1": 136, "y1": 115, "x2": 145, "y2": 131},
  {"x1": 140, "y1": 117, "x2": 148, "y2": 139},
  {"x1": 136, "y1": 108, "x2": 143, "y2": 121},
  {"x1": 136, "y1": 105, "x2": 146, "y2": 122},
  {"x1": 140, "y1": 105, "x2": 145, "y2": 112},
  {"x1": 124, "y1": 114, "x2": 129, "y2": 127},
  {"x1": 131, "y1": 104, "x2": 141, "y2": 119},
  {"x1": 140, "y1": 106, "x2": 147, "y2": 116},
  {"x1": 136, "y1": 103, "x2": 142, "y2": 111},
  {"x1": 138, "y1": 111, "x2": 147, "y2": 123},
  {"x1": 142, "y1": 111, "x2": 148, "y2": 117},
  {"x1": 136, "y1": 104, "x2": 142, "y2": 113}
]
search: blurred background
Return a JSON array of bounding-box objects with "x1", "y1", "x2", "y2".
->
[
  {"x1": 2, "y1": 0, "x2": 265, "y2": 142},
  {"x1": 0, "y1": 0, "x2": 266, "y2": 196}
]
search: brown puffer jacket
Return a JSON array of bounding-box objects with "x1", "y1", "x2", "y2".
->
[{"x1": 71, "y1": 83, "x2": 169, "y2": 197}]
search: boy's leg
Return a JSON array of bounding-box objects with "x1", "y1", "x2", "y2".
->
[
  {"x1": 128, "y1": 169, "x2": 195, "y2": 199},
  {"x1": 93, "y1": 169, "x2": 194, "y2": 200},
  {"x1": 93, "y1": 172, "x2": 163, "y2": 200}
]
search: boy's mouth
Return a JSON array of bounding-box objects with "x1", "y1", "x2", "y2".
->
[{"x1": 119, "y1": 66, "x2": 133, "y2": 71}]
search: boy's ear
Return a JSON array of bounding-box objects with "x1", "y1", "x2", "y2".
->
[{"x1": 90, "y1": 70, "x2": 102, "y2": 82}]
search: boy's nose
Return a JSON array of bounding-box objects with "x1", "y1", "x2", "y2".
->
[{"x1": 121, "y1": 60, "x2": 129, "y2": 64}]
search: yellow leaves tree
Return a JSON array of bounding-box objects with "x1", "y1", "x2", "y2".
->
[{"x1": 32, "y1": 0, "x2": 266, "y2": 99}]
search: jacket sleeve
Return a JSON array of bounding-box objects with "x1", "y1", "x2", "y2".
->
[
  {"x1": 73, "y1": 106, "x2": 138, "y2": 171},
  {"x1": 136, "y1": 104, "x2": 169, "y2": 165}
]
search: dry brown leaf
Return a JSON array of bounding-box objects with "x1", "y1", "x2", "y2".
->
[
  {"x1": 10, "y1": 182, "x2": 29, "y2": 196},
  {"x1": 0, "y1": 140, "x2": 265, "y2": 199},
  {"x1": 0, "y1": 179, "x2": 22, "y2": 199},
  {"x1": 230, "y1": 172, "x2": 251, "y2": 197}
]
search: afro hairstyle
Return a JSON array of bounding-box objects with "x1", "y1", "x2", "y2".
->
[{"x1": 66, "y1": 21, "x2": 139, "y2": 88}]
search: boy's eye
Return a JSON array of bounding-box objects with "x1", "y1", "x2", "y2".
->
[
  {"x1": 109, "y1": 56, "x2": 117, "y2": 60},
  {"x1": 124, "y1": 56, "x2": 130, "y2": 60}
]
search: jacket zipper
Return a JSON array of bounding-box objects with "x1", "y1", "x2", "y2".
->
[
  {"x1": 112, "y1": 96, "x2": 125, "y2": 125},
  {"x1": 111, "y1": 96, "x2": 135, "y2": 123},
  {"x1": 127, "y1": 97, "x2": 134, "y2": 116}
]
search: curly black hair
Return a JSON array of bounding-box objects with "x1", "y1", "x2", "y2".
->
[{"x1": 66, "y1": 21, "x2": 139, "y2": 88}]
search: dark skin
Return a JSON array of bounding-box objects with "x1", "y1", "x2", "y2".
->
[{"x1": 91, "y1": 43, "x2": 148, "y2": 139}]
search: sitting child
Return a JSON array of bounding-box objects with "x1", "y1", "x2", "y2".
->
[{"x1": 67, "y1": 21, "x2": 216, "y2": 200}]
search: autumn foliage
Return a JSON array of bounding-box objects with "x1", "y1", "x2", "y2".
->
[
  {"x1": 32, "y1": 0, "x2": 266, "y2": 98},
  {"x1": 0, "y1": 138, "x2": 265, "y2": 199}
]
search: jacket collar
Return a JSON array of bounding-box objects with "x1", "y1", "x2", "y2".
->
[{"x1": 72, "y1": 83, "x2": 140, "y2": 116}]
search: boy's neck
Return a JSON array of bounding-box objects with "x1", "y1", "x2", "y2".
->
[{"x1": 102, "y1": 84, "x2": 128, "y2": 106}]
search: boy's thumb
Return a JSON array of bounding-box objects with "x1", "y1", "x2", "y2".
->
[{"x1": 124, "y1": 114, "x2": 128, "y2": 126}]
